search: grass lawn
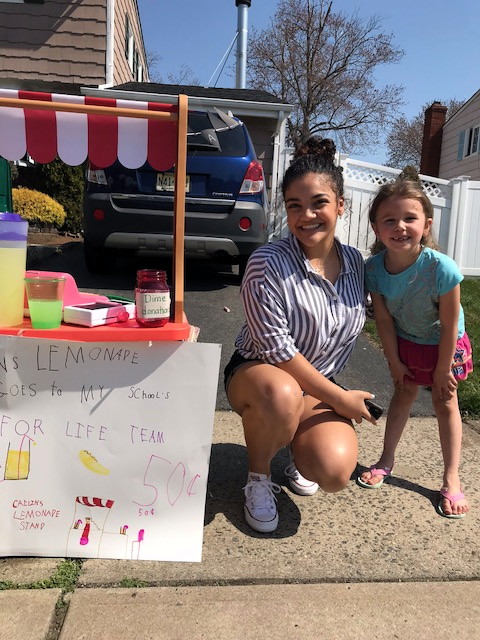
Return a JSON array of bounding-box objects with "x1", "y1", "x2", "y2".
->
[{"x1": 363, "y1": 277, "x2": 480, "y2": 419}]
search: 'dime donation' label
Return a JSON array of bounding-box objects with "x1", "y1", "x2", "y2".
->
[
  {"x1": 136, "y1": 291, "x2": 171, "y2": 319},
  {"x1": 134, "y1": 269, "x2": 170, "y2": 327}
]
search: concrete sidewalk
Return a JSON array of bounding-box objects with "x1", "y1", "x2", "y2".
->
[{"x1": 1, "y1": 410, "x2": 479, "y2": 640}]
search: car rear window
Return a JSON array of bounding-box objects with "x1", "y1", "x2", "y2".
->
[{"x1": 187, "y1": 113, "x2": 248, "y2": 157}]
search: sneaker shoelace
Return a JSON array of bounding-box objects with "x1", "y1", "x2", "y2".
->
[
  {"x1": 284, "y1": 462, "x2": 301, "y2": 480},
  {"x1": 243, "y1": 478, "x2": 281, "y2": 511},
  {"x1": 285, "y1": 462, "x2": 317, "y2": 488}
]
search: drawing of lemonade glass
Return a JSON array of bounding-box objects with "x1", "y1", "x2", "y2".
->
[{"x1": 4, "y1": 434, "x2": 35, "y2": 480}]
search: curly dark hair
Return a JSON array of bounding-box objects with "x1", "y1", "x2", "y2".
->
[{"x1": 281, "y1": 136, "x2": 344, "y2": 200}]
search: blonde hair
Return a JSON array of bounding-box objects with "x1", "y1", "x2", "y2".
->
[{"x1": 368, "y1": 179, "x2": 439, "y2": 255}]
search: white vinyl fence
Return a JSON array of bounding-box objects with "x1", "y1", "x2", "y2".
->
[{"x1": 269, "y1": 149, "x2": 480, "y2": 277}]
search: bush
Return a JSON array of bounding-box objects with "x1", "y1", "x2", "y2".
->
[
  {"x1": 36, "y1": 159, "x2": 84, "y2": 234},
  {"x1": 12, "y1": 187, "x2": 66, "y2": 228}
]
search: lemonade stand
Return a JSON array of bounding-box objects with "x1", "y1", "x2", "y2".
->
[{"x1": 0, "y1": 89, "x2": 221, "y2": 562}]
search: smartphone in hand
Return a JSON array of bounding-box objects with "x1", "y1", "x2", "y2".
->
[
  {"x1": 364, "y1": 397, "x2": 383, "y2": 420},
  {"x1": 336, "y1": 383, "x2": 383, "y2": 420}
]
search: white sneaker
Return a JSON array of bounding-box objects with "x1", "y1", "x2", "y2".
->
[
  {"x1": 285, "y1": 447, "x2": 319, "y2": 496},
  {"x1": 243, "y1": 473, "x2": 281, "y2": 533}
]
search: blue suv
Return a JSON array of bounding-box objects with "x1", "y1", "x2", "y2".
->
[{"x1": 83, "y1": 109, "x2": 268, "y2": 277}]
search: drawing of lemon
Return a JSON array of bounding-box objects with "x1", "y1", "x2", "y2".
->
[{"x1": 79, "y1": 450, "x2": 110, "y2": 475}]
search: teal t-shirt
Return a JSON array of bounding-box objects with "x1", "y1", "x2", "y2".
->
[{"x1": 365, "y1": 247, "x2": 464, "y2": 345}]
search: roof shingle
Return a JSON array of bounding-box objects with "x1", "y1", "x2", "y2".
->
[{"x1": 113, "y1": 82, "x2": 283, "y2": 104}]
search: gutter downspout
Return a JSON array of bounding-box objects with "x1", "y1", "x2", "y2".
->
[
  {"x1": 269, "y1": 111, "x2": 288, "y2": 241},
  {"x1": 99, "y1": 0, "x2": 115, "y2": 89}
]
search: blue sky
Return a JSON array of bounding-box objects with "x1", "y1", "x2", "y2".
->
[{"x1": 138, "y1": 0, "x2": 480, "y2": 164}]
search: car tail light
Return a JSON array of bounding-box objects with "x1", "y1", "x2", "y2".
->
[
  {"x1": 86, "y1": 163, "x2": 107, "y2": 185},
  {"x1": 239, "y1": 217, "x2": 252, "y2": 231},
  {"x1": 93, "y1": 209, "x2": 105, "y2": 221},
  {"x1": 239, "y1": 161, "x2": 264, "y2": 194}
]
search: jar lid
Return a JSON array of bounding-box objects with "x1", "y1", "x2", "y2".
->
[
  {"x1": 0, "y1": 212, "x2": 22, "y2": 221},
  {"x1": 0, "y1": 212, "x2": 28, "y2": 241},
  {"x1": 137, "y1": 269, "x2": 167, "y2": 276}
]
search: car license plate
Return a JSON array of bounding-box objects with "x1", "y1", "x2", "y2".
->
[{"x1": 156, "y1": 172, "x2": 190, "y2": 192}]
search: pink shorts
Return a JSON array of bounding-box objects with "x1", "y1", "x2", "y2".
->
[{"x1": 397, "y1": 333, "x2": 474, "y2": 386}]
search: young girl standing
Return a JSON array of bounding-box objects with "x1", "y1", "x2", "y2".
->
[{"x1": 358, "y1": 179, "x2": 473, "y2": 519}]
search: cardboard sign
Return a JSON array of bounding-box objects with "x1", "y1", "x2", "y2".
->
[{"x1": 0, "y1": 336, "x2": 221, "y2": 562}]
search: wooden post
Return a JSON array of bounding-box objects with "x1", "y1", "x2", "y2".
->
[
  {"x1": 0, "y1": 93, "x2": 189, "y2": 326},
  {"x1": 172, "y1": 94, "x2": 188, "y2": 323},
  {"x1": 0, "y1": 96, "x2": 176, "y2": 121}
]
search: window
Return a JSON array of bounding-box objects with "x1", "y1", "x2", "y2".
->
[
  {"x1": 124, "y1": 14, "x2": 136, "y2": 73},
  {"x1": 133, "y1": 49, "x2": 139, "y2": 80},
  {"x1": 458, "y1": 125, "x2": 480, "y2": 159},
  {"x1": 466, "y1": 126, "x2": 480, "y2": 156},
  {"x1": 124, "y1": 15, "x2": 130, "y2": 58},
  {"x1": 133, "y1": 50, "x2": 143, "y2": 82}
]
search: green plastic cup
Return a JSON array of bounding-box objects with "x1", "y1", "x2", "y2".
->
[{"x1": 24, "y1": 276, "x2": 66, "y2": 329}]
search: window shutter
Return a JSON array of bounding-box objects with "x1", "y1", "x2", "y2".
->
[{"x1": 457, "y1": 130, "x2": 465, "y2": 160}]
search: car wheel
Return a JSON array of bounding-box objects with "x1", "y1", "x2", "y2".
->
[{"x1": 84, "y1": 240, "x2": 114, "y2": 274}]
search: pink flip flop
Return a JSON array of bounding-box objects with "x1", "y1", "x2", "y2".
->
[
  {"x1": 357, "y1": 465, "x2": 392, "y2": 489},
  {"x1": 437, "y1": 488, "x2": 467, "y2": 519}
]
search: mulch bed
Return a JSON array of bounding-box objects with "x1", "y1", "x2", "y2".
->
[{"x1": 28, "y1": 232, "x2": 83, "y2": 246}]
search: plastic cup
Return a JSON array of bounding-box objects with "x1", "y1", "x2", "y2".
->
[{"x1": 24, "y1": 276, "x2": 66, "y2": 329}]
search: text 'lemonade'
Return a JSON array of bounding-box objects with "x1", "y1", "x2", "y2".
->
[{"x1": 135, "y1": 269, "x2": 171, "y2": 327}]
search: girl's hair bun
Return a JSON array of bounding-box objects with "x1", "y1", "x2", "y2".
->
[
  {"x1": 282, "y1": 135, "x2": 343, "y2": 200},
  {"x1": 294, "y1": 136, "x2": 336, "y2": 162}
]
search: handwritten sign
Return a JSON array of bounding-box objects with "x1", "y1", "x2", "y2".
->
[{"x1": 0, "y1": 336, "x2": 221, "y2": 562}]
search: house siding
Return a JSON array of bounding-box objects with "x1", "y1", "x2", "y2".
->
[
  {"x1": 440, "y1": 94, "x2": 480, "y2": 180},
  {"x1": 0, "y1": 0, "x2": 107, "y2": 85},
  {"x1": 113, "y1": 0, "x2": 149, "y2": 85},
  {"x1": 0, "y1": 0, "x2": 148, "y2": 87}
]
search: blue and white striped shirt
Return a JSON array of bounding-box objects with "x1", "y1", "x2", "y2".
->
[{"x1": 235, "y1": 234, "x2": 366, "y2": 378}]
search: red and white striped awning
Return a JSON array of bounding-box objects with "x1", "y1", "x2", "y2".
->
[
  {"x1": 76, "y1": 496, "x2": 115, "y2": 509},
  {"x1": 0, "y1": 89, "x2": 178, "y2": 171}
]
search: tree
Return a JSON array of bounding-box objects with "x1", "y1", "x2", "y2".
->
[
  {"x1": 146, "y1": 50, "x2": 162, "y2": 82},
  {"x1": 166, "y1": 64, "x2": 200, "y2": 86},
  {"x1": 386, "y1": 99, "x2": 464, "y2": 169},
  {"x1": 146, "y1": 51, "x2": 200, "y2": 86},
  {"x1": 247, "y1": 0, "x2": 404, "y2": 151},
  {"x1": 8, "y1": 161, "x2": 18, "y2": 182}
]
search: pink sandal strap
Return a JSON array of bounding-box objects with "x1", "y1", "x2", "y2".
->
[
  {"x1": 440, "y1": 488, "x2": 465, "y2": 505},
  {"x1": 368, "y1": 466, "x2": 392, "y2": 479}
]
